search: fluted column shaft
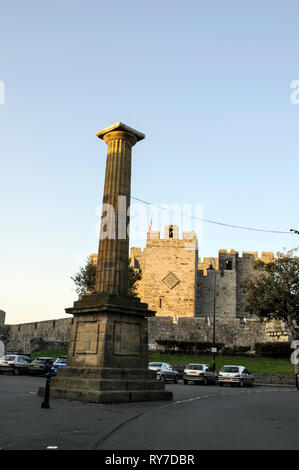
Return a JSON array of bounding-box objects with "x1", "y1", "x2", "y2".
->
[{"x1": 96, "y1": 130, "x2": 137, "y2": 295}]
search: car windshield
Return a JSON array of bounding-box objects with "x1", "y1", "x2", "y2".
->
[
  {"x1": 55, "y1": 357, "x2": 66, "y2": 363},
  {"x1": 221, "y1": 366, "x2": 240, "y2": 373},
  {"x1": 149, "y1": 363, "x2": 162, "y2": 367},
  {"x1": 186, "y1": 365, "x2": 203, "y2": 370},
  {"x1": 32, "y1": 358, "x2": 50, "y2": 364}
]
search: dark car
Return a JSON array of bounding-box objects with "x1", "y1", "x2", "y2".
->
[
  {"x1": 28, "y1": 357, "x2": 56, "y2": 376},
  {"x1": 51, "y1": 356, "x2": 67, "y2": 375}
]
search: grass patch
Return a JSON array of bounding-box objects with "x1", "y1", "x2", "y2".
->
[
  {"x1": 149, "y1": 353, "x2": 294, "y2": 375},
  {"x1": 30, "y1": 350, "x2": 294, "y2": 375},
  {"x1": 31, "y1": 349, "x2": 67, "y2": 358}
]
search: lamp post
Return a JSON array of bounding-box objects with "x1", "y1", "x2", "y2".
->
[
  {"x1": 208, "y1": 264, "x2": 216, "y2": 372},
  {"x1": 290, "y1": 229, "x2": 299, "y2": 388}
]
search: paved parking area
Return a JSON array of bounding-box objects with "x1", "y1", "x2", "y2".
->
[{"x1": 0, "y1": 373, "x2": 298, "y2": 450}]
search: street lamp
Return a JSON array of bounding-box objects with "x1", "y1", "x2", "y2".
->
[
  {"x1": 208, "y1": 263, "x2": 216, "y2": 372},
  {"x1": 290, "y1": 228, "x2": 299, "y2": 389}
]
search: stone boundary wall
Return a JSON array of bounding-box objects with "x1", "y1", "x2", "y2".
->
[
  {"x1": 3, "y1": 318, "x2": 72, "y2": 353},
  {"x1": 148, "y1": 317, "x2": 270, "y2": 351},
  {"x1": 1, "y1": 315, "x2": 279, "y2": 355}
]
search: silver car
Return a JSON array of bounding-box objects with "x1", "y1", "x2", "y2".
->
[
  {"x1": 0, "y1": 354, "x2": 32, "y2": 375},
  {"x1": 183, "y1": 363, "x2": 218, "y2": 385},
  {"x1": 148, "y1": 362, "x2": 179, "y2": 383},
  {"x1": 218, "y1": 365, "x2": 254, "y2": 387}
]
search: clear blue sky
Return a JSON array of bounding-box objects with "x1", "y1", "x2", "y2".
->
[{"x1": 0, "y1": 1, "x2": 298, "y2": 324}]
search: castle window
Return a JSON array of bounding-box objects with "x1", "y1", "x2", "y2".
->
[
  {"x1": 134, "y1": 258, "x2": 140, "y2": 269},
  {"x1": 169, "y1": 227, "x2": 173, "y2": 238},
  {"x1": 225, "y1": 260, "x2": 233, "y2": 270},
  {"x1": 159, "y1": 297, "x2": 164, "y2": 308}
]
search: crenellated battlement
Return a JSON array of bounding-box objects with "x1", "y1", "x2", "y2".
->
[{"x1": 146, "y1": 225, "x2": 197, "y2": 243}]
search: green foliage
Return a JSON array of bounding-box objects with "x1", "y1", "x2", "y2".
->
[
  {"x1": 71, "y1": 258, "x2": 97, "y2": 296},
  {"x1": 242, "y1": 248, "x2": 299, "y2": 340},
  {"x1": 128, "y1": 263, "x2": 142, "y2": 297},
  {"x1": 71, "y1": 258, "x2": 142, "y2": 297},
  {"x1": 31, "y1": 349, "x2": 67, "y2": 358},
  {"x1": 254, "y1": 342, "x2": 291, "y2": 359},
  {"x1": 156, "y1": 339, "x2": 224, "y2": 355},
  {"x1": 221, "y1": 345, "x2": 252, "y2": 356}
]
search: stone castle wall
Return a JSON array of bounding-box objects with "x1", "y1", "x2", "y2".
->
[
  {"x1": 3, "y1": 318, "x2": 72, "y2": 354},
  {"x1": 148, "y1": 317, "x2": 273, "y2": 350},
  {"x1": 1, "y1": 314, "x2": 289, "y2": 355}
]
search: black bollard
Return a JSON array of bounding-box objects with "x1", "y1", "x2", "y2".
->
[{"x1": 41, "y1": 372, "x2": 51, "y2": 409}]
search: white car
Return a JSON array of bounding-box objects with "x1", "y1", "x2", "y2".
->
[
  {"x1": 183, "y1": 364, "x2": 218, "y2": 385},
  {"x1": 0, "y1": 354, "x2": 32, "y2": 375},
  {"x1": 218, "y1": 365, "x2": 254, "y2": 387},
  {"x1": 148, "y1": 362, "x2": 179, "y2": 383}
]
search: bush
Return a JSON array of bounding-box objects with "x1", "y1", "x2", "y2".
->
[
  {"x1": 221, "y1": 345, "x2": 252, "y2": 356},
  {"x1": 155, "y1": 339, "x2": 177, "y2": 354},
  {"x1": 155, "y1": 339, "x2": 224, "y2": 355},
  {"x1": 254, "y1": 342, "x2": 291, "y2": 359}
]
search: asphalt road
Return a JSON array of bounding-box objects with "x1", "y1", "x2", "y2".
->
[{"x1": 0, "y1": 373, "x2": 298, "y2": 450}]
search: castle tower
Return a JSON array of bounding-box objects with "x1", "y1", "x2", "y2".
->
[{"x1": 131, "y1": 226, "x2": 198, "y2": 322}]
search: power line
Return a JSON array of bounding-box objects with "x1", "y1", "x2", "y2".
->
[{"x1": 131, "y1": 196, "x2": 293, "y2": 235}]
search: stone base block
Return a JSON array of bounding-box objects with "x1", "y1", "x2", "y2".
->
[
  {"x1": 39, "y1": 367, "x2": 173, "y2": 404},
  {"x1": 40, "y1": 387, "x2": 172, "y2": 404}
]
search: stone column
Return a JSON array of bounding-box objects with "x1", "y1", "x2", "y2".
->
[
  {"x1": 41, "y1": 122, "x2": 172, "y2": 404},
  {"x1": 96, "y1": 123, "x2": 144, "y2": 296}
]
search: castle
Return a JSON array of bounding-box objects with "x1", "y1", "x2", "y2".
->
[
  {"x1": 92, "y1": 224, "x2": 276, "y2": 324},
  {"x1": 0, "y1": 225, "x2": 289, "y2": 354}
]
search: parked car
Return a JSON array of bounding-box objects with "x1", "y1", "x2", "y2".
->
[
  {"x1": 0, "y1": 354, "x2": 32, "y2": 375},
  {"x1": 28, "y1": 357, "x2": 56, "y2": 376},
  {"x1": 148, "y1": 362, "x2": 179, "y2": 383},
  {"x1": 218, "y1": 365, "x2": 254, "y2": 387},
  {"x1": 51, "y1": 356, "x2": 67, "y2": 375},
  {"x1": 183, "y1": 363, "x2": 218, "y2": 385}
]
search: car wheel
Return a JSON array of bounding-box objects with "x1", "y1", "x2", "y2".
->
[
  {"x1": 183, "y1": 379, "x2": 188, "y2": 385},
  {"x1": 160, "y1": 374, "x2": 165, "y2": 382},
  {"x1": 214, "y1": 377, "x2": 218, "y2": 385},
  {"x1": 203, "y1": 377, "x2": 208, "y2": 386},
  {"x1": 239, "y1": 379, "x2": 244, "y2": 387},
  {"x1": 249, "y1": 379, "x2": 254, "y2": 387},
  {"x1": 13, "y1": 367, "x2": 20, "y2": 376}
]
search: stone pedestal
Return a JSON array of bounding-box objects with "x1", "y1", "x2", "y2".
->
[{"x1": 45, "y1": 294, "x2": 171, "y2": 403}]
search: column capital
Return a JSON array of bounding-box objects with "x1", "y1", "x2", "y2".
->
[{"x1": 97, "y1": 122, "x2": 145, "y2": 146}]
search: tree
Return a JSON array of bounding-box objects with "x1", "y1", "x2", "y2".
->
[
  {"x1": 71, "y1": 258, "x2": 97, "y2": 296},
  {"x1": 242, "y1": 248, "x2": 299, "y2": 341},
  {"x1": 71, "y1": 258, "x2": 142, "y2": 298}
]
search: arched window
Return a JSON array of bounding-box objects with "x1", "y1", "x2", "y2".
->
[{"x1": 169, "y1": 227, "x2": 173, "y2": 238}]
